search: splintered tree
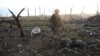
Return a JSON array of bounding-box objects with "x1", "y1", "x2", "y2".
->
[
  {"x1": 8, "y1": 8, "x2": 25, "y2": 37},
  {"x1": 39, "y1": 6, "x2": 41, "y2": 15},
  {"x1": 96, "y1": 4, "x2": 99, "y2": 15},
  {"x1": 35, "y1": 8, "x2": 36, "y2": 16},
  {"x1": 80, "y1": 6, "x2": 85, "y2": 23},
  {"x1": 70, "y1": 6, "x2": 74, "y2": 22},
  {"x1": 27, "y1": 8, "x2": 30, "y2": 16}
]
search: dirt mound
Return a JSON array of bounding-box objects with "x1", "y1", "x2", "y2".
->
[{"x1": 87, "y1": 15, "x2": 100, "y2": 23}]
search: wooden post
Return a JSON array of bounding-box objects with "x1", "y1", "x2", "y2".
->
[{"x1": 8, "y1": 8, "x2": 25, "y2": 37}]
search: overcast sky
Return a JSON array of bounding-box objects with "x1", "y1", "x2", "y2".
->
[{"x1": 0, "y1": 0, "x2": 100, "y2": 16}]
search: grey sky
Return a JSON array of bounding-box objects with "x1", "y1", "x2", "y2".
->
[{"x1": 0, "y1": 0, "x2": 100, "y2": 16}]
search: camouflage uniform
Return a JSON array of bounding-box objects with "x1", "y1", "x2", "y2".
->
[{"x1": 49, "y1": 9, "x2": 63, "y2": 35}]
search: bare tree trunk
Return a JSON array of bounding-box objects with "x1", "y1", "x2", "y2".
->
[
  {"x1": 35, "y1": 8, "x2": 36, "y2": 16},
  {"x1": 65, "y1": 5, "x2": 67, "y2": 18},
  {"x1": 44, "y1": 8, "x2": 45, "y2": 16},
  {"x1": 80, "y1": 6, "x2": 85, "y2": 23},
  {"x1": 70, "y1": 6, "x2": 74, "y2": 22},
  {"x1": 39, "y1": 6, "x2": 41, "y2": 15},
  {"x1": 27, "y1": 8, "x2": 29, "y2": 16},
  {"x1": 97, "y1": 4, "x2": 99, "y2": 15},
  {"x1": 16, "y1": 19, "x2": 24, "y2": 37}
]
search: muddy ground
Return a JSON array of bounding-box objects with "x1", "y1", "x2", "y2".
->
[{"x1": 0, "y1": 23, "x2": 100, "y2": 56}]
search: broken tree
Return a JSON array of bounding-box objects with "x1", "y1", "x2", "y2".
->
[{"x1": 8, "y1": 8, "x2": 25, "y2": 37}]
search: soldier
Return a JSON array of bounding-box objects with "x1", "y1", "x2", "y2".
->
[{"x1": 49, "y1": 9, "x2": 64, "y2": 35}]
